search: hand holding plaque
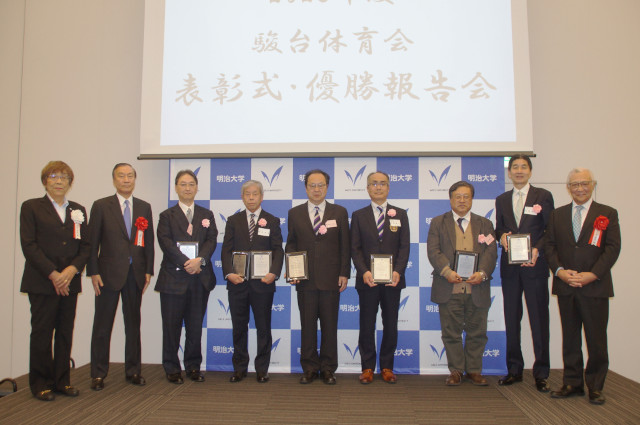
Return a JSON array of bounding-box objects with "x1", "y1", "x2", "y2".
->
[
  {"x1": 371, "y1": 254, "x2": 393, "y2": 284},
  {"x1": 232, "y1": 251, "x2": 249, "y2": 279},
  {"x1": 285, "y1": 251, "x2": 308, "y2": 281},
  {"x1": 506, "y1": 234, "x2": 532, "y2": 264},
  {"x1": 453, "y1": 250, "x2": 478, "y2": 280},
  {"x1": 250, "y1": 251, "x2": 272, "y2": 279}
]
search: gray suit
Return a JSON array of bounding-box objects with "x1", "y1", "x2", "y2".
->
[{"x1": 427, "y1": 211, "x2": 497, "y2": 373}]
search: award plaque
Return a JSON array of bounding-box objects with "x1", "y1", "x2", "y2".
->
[
  {"x1": 232, "y1": 251, "x2": 249, "y2": 279},
  {"x1": 453, "y1": 250, "x2": 478, "y2": 280},
  {"x1": 250, "y1": 251, "x2": 272, "y2": 279},
  {"x1": 177, "y1": 241, "x2": 198, "y2": 259},
  {"x1": 371, "y1": 254, "x2": 393, "y2": 284},
  {"x1": 285, "y1": 251, "x2": 308, "y2": 281},
  {"x1": 507, "y1": 234, "x2": 532, "y2": 264}
]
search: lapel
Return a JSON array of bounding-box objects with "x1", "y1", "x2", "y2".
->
[
  {"x1": 40, "y1": 195, "x2": 65, "y2": 225},
  {"x1": 444, "y1": 212, "x2": 457, "y2": 253},
  {"x1": 561, "y1": 203, "x2": 576, "y2": 242},
  {"x1": 365, "y1": 204, "x2": 380, "y2": 237},
  {"x1": 578, "y1": 201, "x2": 599, "y2": 243},
  {"x1": 502, "y1": 190, "x2": 518, "y2": 230},
  {"x1": 172, "y1": 203, "x2": 191, "y2": 240},
  {"x1": 109, "y1": 195, "x2": 130, "y2": 240}
]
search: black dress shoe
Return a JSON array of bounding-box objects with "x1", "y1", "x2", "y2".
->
[
  {"x1": 230, "y1": 371, "x2": 247, "y2": 383},
  {"x1": 257, "y1": 373, "x2": 270, "y2": 383},
  {"x1": 497, "y1": 373, "x2": 523, "y2": 386},
  {"x1": 167, "y1": 373, "x2": 184, "y2": 385},
  {"x1": 322, "y1": 371, "x2": 336, "y2": 385},
  {"x1": 188, "y1": 370, "x2": 205, "y2": 382},
  {"x1": 535, "y1": 378, "x2": 550, "y2": 392},
  {"x1": 57, "y1": 386, "x2": 80, "y2": 397},
  {"x1": 35, "y1": 390, "x2": 55, "y2": 401},
  {"x1": 589, "y1": 390, "x2": 606, "y2": 405},
  {"x1": 299, "y1": 371, "x2": 318, "y2": 384},
  {"x1": 126, "y1": 374, "x2": 146, "y2": 386},
  {"x1": 550, "y1": 385, "x2": 585, "y2": 398},
  {"x1": 91, "y1": 378, "x2": 104, "y2": 391}
]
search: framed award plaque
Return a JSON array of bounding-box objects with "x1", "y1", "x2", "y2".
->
[
  {"x1": 285, "y1": 251, "x2": 308, "y2": 281},
  {"x1": 506, "y1": 234, "x2": 532, "y2": 264},
  {"x1": 453, "y1": 250, "x2": 478, "y2": 280},
  {"x1": 371, "y1": 254, "x2": 393, "y2": 284}
]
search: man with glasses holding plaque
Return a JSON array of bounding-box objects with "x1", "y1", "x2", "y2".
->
[
  {"x1": 351, "y1": 171, "x2": 410, "y2": 384},
  {"x1": 427, "y1": 181, "x2": 497, "y2": 386},
  {"x1": 495, "y1": 155, "x2": 555, "y2": 392},
  {"x1": 155, "y1": 169, "x2": 218, "y2": 384},
  {"x1": 544, "y1": 168, "x2": 620, "y2": 405},
  {"x1": 221, "y1": 180, "x2": 284, "y2": 383},
  {"x1": 286, "y1": 169, "x2": 350, "y2": 385}
]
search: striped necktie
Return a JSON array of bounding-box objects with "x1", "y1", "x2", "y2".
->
[
  {"x1": 377, "y1": 206, "x2": 385, "y2": 241},
  {"x1": 249, "y1": 213, "x2": 256, "y2": 241},
  {"x1": 313, "y1": 206, "x2": 321, "y2": 235},
  {"x1": 572, "y1": 205, "x2": 583, "y2": 241}
]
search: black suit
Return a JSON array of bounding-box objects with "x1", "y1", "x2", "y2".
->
[
  {"x1": 495, "y1": 186, "x2": 554, "y2": 379},
  {"x1": 544, "y1": 201, "x2": 621, "y2": 391},
  {"x1": 87, "y1": 195, "x2": 154, "y2": 379},
  {"x1": 20, "y1": 196, "x2": 90, "y2": 395},
  {"x1": 286, "y1": 202, "x2": 350, "y2": 374},
  {"x1": 155, "y1": 204, "x2": 217, "y2": 374},
  {"x1": 221, "y1": 209, "x2": 284, "y2": 374},
  {"x1": 350, "y1": 204, "x2": 410, "y2": 371}
]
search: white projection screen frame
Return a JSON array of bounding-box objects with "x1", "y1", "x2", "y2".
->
[{"x1": 140, "y1": 0, "x2": 533, "y2": 158}]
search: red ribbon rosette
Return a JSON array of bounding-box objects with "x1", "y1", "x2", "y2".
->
[
  {"x1": 134, "y1": 217, "x2": 148, "y2": 246},
  {"x1": 589, "y1": 215, "x2": 609, "y2": 247}
]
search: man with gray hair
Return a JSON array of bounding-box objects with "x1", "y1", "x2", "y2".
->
[
  {"x1": 545, "y1": 168, "x2": 620, "y2": 405},
  {"x1": 221, "y1": 180, "x2": 284, "y2": 383}
]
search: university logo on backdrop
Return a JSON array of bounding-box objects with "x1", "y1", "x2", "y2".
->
[
  {"x1": 461, "y1": 157, "x2": 505, "y2": 199},
  {"x1": 395, "y1": 288, "x2": 420, "y2": 331},
  {"x1": 338, "y1": 288, "x2": 360, "y2": 330},
  {"x1": 419, "y1": 330, "x2": 450, "y2": 373},
  {"x1": 419, "y1": 287, "x2": 441, "y2": 330},
  {"x1": 377, "y1": 157, "x2": 419, "y2": 199},
  {"x1": 206, "y1": 286, "x2": 232, "y2": 329},
  {"x1": 252, "y1": 158, "x2": 293, "y2": 200},
  {"x1": 210, "y1": 158, "x2": 251, "y2": 199},
  {"x1": 419, "y1": 157, "x2": 462, "y2": 200},
  {"x1": 333, "y1": 157, "x2": 376, "y2": 199},
  {"x1": 338, "y1": 330, "x2": 362, "y2": 371}
]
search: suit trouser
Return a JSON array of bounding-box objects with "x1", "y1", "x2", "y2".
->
[
  {"x1": 501, "y1": 274, "x2": 550, "y2": 378},
  {"x1": 228, "y1": 284, "x2": 274, "y2": 374},
  {"x1": 438, "y1": 293, "x2": 488, "y2": 374},
  {"x1": 160, "y1": 278, "x2": 210, "y2": 374},
  {"x1": 297, "y1": 289, "x2": 340, "y2": 374},
  {"x1": 28, "y1": 293, "x2": 77, "y2": 395},
  {"x1": 91, "y1": 266, "x2": 142, "y2": 378},
  {"x1": 557, "y1": 293, "x2": 609, "y2": 391},
  {"x1": 357, "y1": 285, "x2": 401, "y2": 371}
]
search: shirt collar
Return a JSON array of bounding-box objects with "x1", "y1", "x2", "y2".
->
[
  {"x1": 308, "y1": 200, "x2": 326, "y2": 214},
  {"x1": 371, "y1": 201, "x2": 388, "y2": 212},
  {"x1": 46, "y1": 193, "x2": 68, "y2": 209},
  {"x1": 178, "y1": 201, "x2": 194, "y2": 216},
  {"x1": 246, "y1": 207, "x2": 262, "y2": 218},
  {"x1": 572, "y1": 197, "x2": 593, "y2": 212},
  {"x1": 116, "y1": 192, "x2": 132, "y2": 207},
  {"x1": 513, "y1": 183, "x2": 530, "y2": 197},
  {"x1": 452, "y1": 210, "x2": 471, "y2": 223}
]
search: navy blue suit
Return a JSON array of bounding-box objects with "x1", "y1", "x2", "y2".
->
[{"x1": 495, "y1": 186, "x2": 554, "y2": 379}]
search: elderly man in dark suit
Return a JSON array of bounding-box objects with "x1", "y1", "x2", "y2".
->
[
  {"x1": 427, "y1": 181, "x2": 497, "y2": 386},
  {"x1": 88, "y1": 163, "x2": 154, "y2": 391},
  {"x1": 156, "y1": 169, "x2": 218, "y2": 384},
  {"x1": 351, "y1": 171, "x2": 410, "y2": 384},
  {"x1": 221, "y1": 180, "x2": 284, "y2": 383},
  {"x1": 545, "y1": 168, "x2": 620, "y2": 405},
  {"x1": 20, "y1": 161, "x2": 90, "y2": 401},
  {"x1": 495, "y1": 155, "x2": 554, "y2": 392},
  {"x1": 286, "y1": 169, "x2": 350, "y2": 385}
]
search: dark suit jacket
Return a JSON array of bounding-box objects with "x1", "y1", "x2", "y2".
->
[
  {"x1": 155, "y1": 203, "x2": 218, "y2": 295},
  {"x1": 86, "y1": 195, "x2": 154, "y2": 291},
  {"x1": 544, "y1": 201, "x2": 621, "y2": 298},
  {"x1": 20, "y1": 196, "x2": 91, "y2": 294},
  {"x1": 221, "y1": 209, "x2": 284, "y2": 293},
  {"x1": 427, "y1": 211, "x2": 497, "y2": 308},
  {"x1": 350, "y1": 204, "x2": 410, "y2": 290},
  {"x1": 285, "y1": 201, "x2": 351, "y2": 291},
  {"x1": 495, "y1": 185, "x2": 554, "y2": 278}
]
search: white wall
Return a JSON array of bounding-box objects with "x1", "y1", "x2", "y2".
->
[{"x1": 1, "y1": 0, "x2": 638, "y2": 382}]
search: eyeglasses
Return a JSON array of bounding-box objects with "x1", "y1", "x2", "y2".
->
[
  {"x1": 307, "y1": 183, "x2": 326, "y2": 189},
  {"x1": 568, "y1": 181, "x2": 593, "y2": 190},
  {"x1": 178, "y1": 182, "x2": 197, "y2": 188},
  {"x1": 452, "y1": 194, "x2": 471, "y2": 201},
  {"x1": 48, "y1": 174, "x2": 70, "y2": 181},
  {"x1": 368, "y1": 182, "x2": 388, "y2": 188}
]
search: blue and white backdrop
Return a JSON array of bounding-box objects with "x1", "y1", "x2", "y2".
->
[{"x1": 167, "y1": 157, "x2": 506, "y2": 375}]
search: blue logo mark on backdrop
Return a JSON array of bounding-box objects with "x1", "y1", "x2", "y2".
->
[
  {"x1": 271, "y1": 338, "x2": 281, "y2": 353},
  {"x1": 217, "y1": 299, "x2": 231, "y2": 315},
  {"x1": 485, "y1": 208, "x2": 494, "y2": 220},
  {"x1": 261, "y1": 166, "x2": 284, "y2": 187},
  {"x1": 343, "y1": 343, "x2": 360, "y2": 360},
  {"x1": 430, "y1": 165, "x2": 452, "y2": 186},
  {"x1": 430, "y1": 345, "x2": 446, "y2": 361},
  {"x1": 344, "y1": 165, "x2": 367, "y2": 186},
  {"x1": 398, "y1": 295, "x2": 410, "y2": 311}
]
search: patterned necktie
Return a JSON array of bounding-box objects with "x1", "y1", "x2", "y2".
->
[
  {"x1": 515, "y1": 191, "x2": 524, "y2": 227},
  {"x1": 186, "y1": 207, "x2": 193, "y2": 223},
  {"x1": 249, "y1": 213, "x2": 256, "y2": 241},
  {"x1": 123, "y1": 199, "x2": 132, "y2": 239},
  {"x1": 457, "y1": 217, "x2": 465, "y2": 233},
  {"x1": 377, "y1": 206, "x2": 385, "y2": 241},
  {"x1": 572, "y1": 205, "x2": 583, "y2": 241},
  {"x1": 313, "y1": 206, "x2": 321, "y2": 235}
]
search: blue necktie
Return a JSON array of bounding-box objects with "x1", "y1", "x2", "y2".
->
[
  {"x1": 377, "y1": 206, "x2": 385, "y2": 241},
  {"x1": 572, "y1": 205, "x2": 583, "y2": 241},
  {"x1": 124, "y1": 199, "x2": 132, "y2": 239},
  {"x1": 457, "y1": 217, "x2": 465, "y2": 233},
  {"x1": 313, "y1": 206, "x2": 321, "y2": 235}
]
